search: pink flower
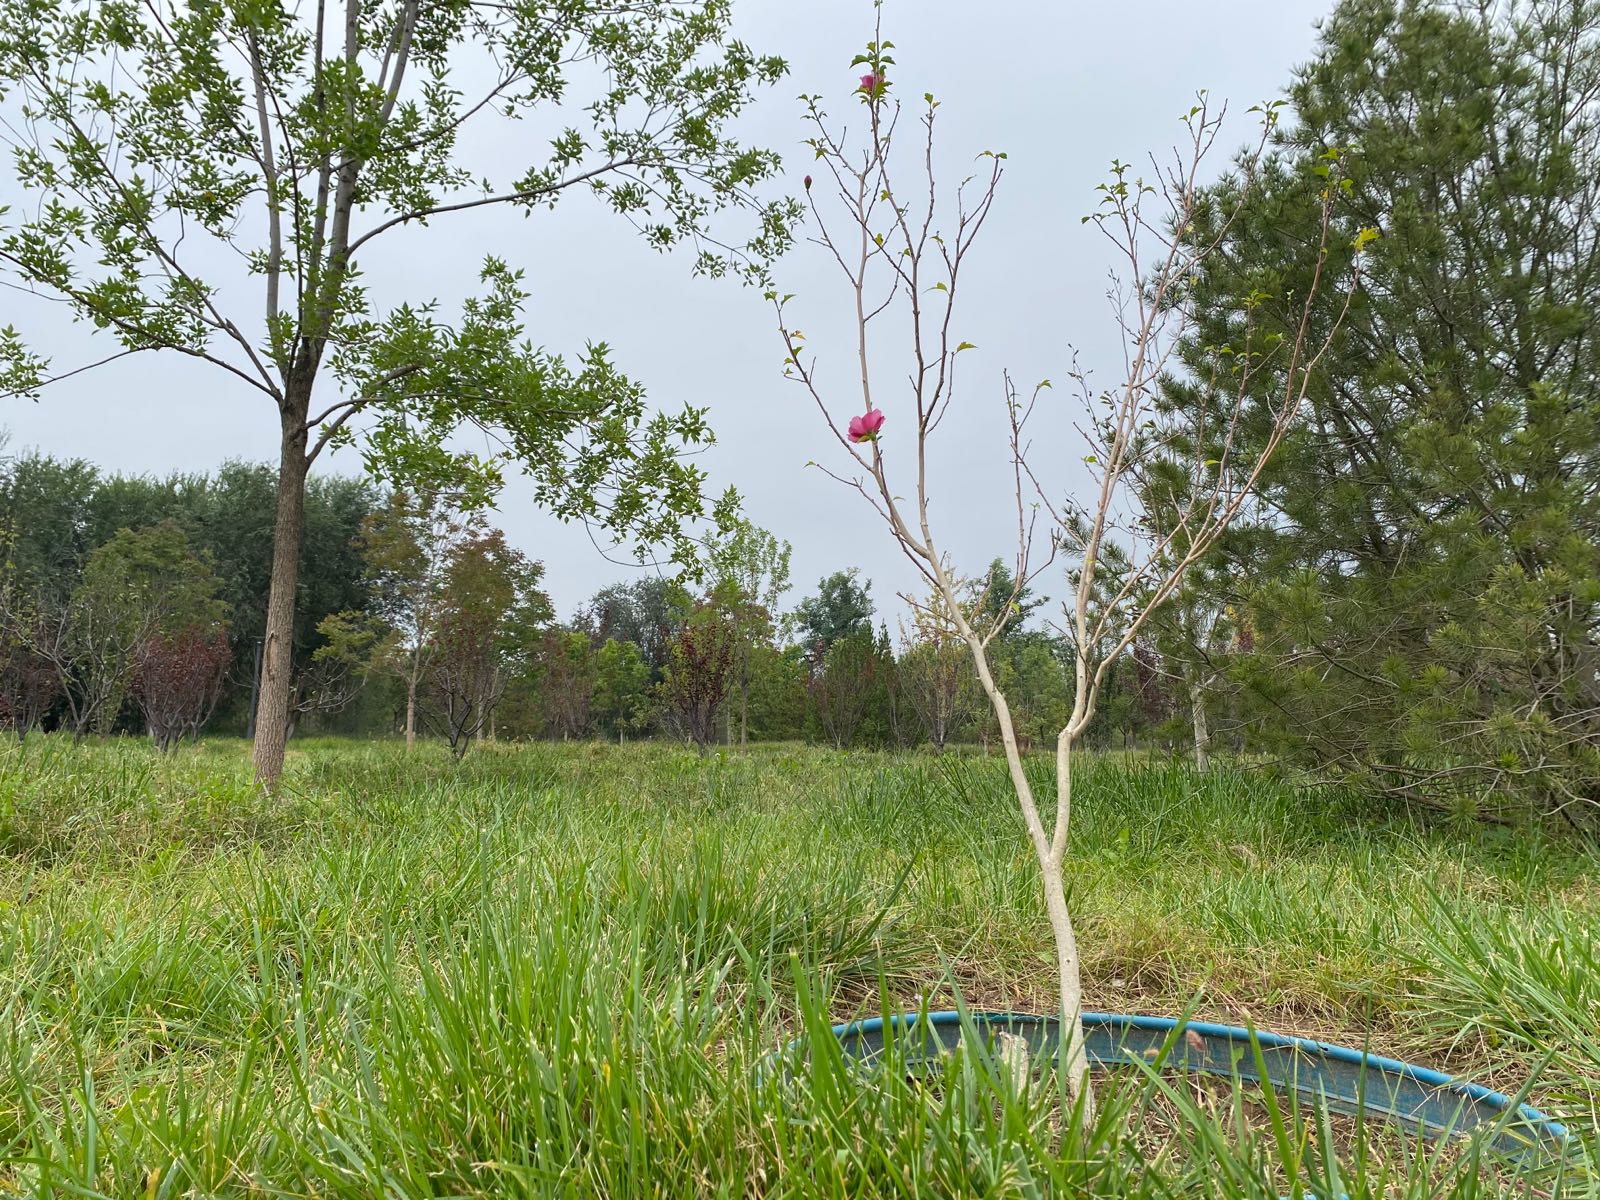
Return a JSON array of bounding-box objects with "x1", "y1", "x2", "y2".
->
[
  {"x1": 859, "y1": 72, "x2": 880, "y2": 94},
  {"x1": 847, "y1": 408, "x2": 885, "y2": 443}
]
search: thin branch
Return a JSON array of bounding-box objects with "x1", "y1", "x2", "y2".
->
[{"x1": 344, "y1": 158, "x2": 639, "y2": 260}]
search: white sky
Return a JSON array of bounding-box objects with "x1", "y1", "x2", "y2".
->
[{"x1": 2, "y1": 0, "x2": 1332, "y2": 626}]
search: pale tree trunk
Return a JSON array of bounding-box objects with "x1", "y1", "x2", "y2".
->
[
  {"x1": 1188, "y1": 668, "x2": 1211, "y2": 772},
  {"x1": 404, "y1": 674, "x2": 417, "y2": 750},
  {"x1": 952, "y1": 613, "x2": 1094, "y2": 1124},
  {"x1": 1040, "y1": 828, "x2": 1089, "y2": 1084},
  {"x1": 251, "y1": 396, "x2": 310, "y2": 787}
]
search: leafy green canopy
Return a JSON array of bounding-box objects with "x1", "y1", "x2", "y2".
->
[
  {"x1": 795, "y1": 568, "x2": 874, "y2": 659},
  {"x1": 0, "y1": 0, "x2": 798, "y2": 564}
]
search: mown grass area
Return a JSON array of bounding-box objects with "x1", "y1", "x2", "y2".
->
[{"x1": 0, "y1": 736, "x2": 1595, "y2": 1196}]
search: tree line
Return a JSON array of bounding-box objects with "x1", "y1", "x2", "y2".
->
[
  {"x1": 0, "y1": 455, "x2": 1176, "y2": 756},
  {"x1": 0, "y1": 0, "x2": 1594, "y2": 823}
]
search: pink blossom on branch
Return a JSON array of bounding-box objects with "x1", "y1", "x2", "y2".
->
[
  {"x1": 858, "y1": 72, "x2": 881, "y2": 95},
  {"x1": 847, "y1": 408, "x2": 885, "y2": 443}
]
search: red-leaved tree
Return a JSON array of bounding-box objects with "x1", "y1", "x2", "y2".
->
[
  {"x1": 660, "y1": 598, "x2": 738, "y2": 756},
  {"x1": 0, "y1": 612, "x2": 59, "y2": 741},
  {"x1": 133, "y1": 626, "x2": 232, "y2": 752}
]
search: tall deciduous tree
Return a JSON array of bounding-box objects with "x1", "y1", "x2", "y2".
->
[
  {"x1": 581, "y1": 578, "x2": 688, "y2": 679},
  {"x1": 0, "y1": 1, "x2": 796, "y2": 783},
  {"x1": 592, "y1": 637, "x2": 653, "y2": 741},
  {"x1": 0, "y1": 455, "x2": 377, "y2": 728},
  {"x1": 707, "y1": 517, "x2": 792, "y2": 746},
  {"x1": 427, "y1": 531, "x2": 551, "y2": 759},
  {"x1": 742, "y1": 641, "x2": 808, "y2": 741},
  {"x1": 537, "y1": 630, "x2": 599, "y2": 741},
  {"x1": 359, "y1": 489, "x2": 473, "y2": 749},
  {"x1": 0, "y1": 452, "x2": 99, "y2": 600}
]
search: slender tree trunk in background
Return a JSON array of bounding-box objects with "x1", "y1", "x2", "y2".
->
[
  {"x1": 251, "y1": 395, "x2": 310, "y2": 787},
  {"x1": 1188, "y1": 668, "x2": 1211, "y2": 772},
  {"x1": 404, "y1": 674, "x2": 417, "y2": 750},
  {"x1": 244, "y1": 637, "x2": 263, "y2": 739},
  {"x1": 739, "y1": 653, "x2": 749, "y2": 748}
]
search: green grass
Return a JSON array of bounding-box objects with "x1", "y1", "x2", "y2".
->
[{"x1": 0, "y1": 736, "x2": 1595, "y2": 1196}]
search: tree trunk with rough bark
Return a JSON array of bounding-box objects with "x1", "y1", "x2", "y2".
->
[{"x1": 251, "y1": 392, "x2": 311, "y2": 787}]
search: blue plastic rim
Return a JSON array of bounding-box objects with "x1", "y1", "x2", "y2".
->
[{"x1": 816, "y1": 1010, "x2": 1571, "y2": 1162}]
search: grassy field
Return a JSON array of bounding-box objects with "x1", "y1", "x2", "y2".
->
[{"x1": 0, "y1": 737, "x2": 1596, "y2": 1197}]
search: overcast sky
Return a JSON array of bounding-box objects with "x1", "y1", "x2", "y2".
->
[{"x1": 3, "y1": 0, "x2": 1332, "y2": 629}]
